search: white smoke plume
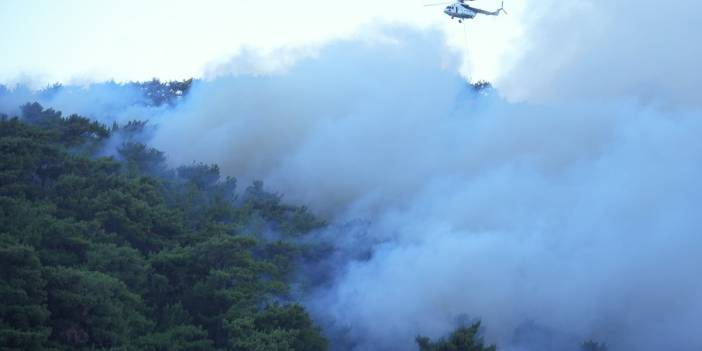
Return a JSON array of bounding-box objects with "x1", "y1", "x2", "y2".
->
[
  {"x1": 497, "y1": 0, "x2": 701, "y2": 106},
  {"x1": 146, "y1": 19, "x2": 702, "y2": 351},
  {"x1": 0, "y1": 81, "x2": 166, "y2": 124}
]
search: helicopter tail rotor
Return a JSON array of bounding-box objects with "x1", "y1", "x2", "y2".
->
[{"x1": 499, "y1": 1, "x2": 507, "y2": 15}]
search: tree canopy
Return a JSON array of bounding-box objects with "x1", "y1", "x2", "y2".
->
[
  {"x1": 416, "y1": 322, "x2": 496, "y2": 351},
  {"x1": 0, "y1": 103, "x2": 327, "y2": 350},
  {"x1": 0, "y1": 101, "x2": 611, "y2": 350}
]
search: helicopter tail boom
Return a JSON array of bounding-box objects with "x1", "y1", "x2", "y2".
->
[{"x1": 469, "y1": 1, "x2": 507, "y2": 17}]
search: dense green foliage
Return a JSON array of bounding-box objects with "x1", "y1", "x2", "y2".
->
[
  {"x1": 0, "y1": 104, "x2": 327, "y2": 350},
  {"x1": 416, "y1": 322, "x2": 496, "y2": 351},
  {"x1": 417, "y1": 323, "x2": 609, "y2": 351},
  {"x1": 0, "y1": 100, "x2": 610, "y2": 350},
  {"x1": 581, "y1": 340, "x2": 608, "y2": 351}
]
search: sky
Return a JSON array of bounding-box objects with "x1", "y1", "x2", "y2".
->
[{"x1": 0, "y1": 0, "x2": 522, "y2": 86}]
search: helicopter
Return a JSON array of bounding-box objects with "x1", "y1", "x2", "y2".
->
[{"x1": 426, "y1": 0, "x2": 506, "y2": 23}]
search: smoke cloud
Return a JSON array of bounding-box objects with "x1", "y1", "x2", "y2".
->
[
  {"x1": 0, "y1": 81, "x2": 166, "y2": 124},
  {"x1": 145, "y1": 21, "x2": 702, "y2": 351},
  {"x1": 497, "y1": 0, "x2": 701, "y2": 106}
]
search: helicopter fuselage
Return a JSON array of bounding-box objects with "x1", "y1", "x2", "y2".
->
[{"x1": 444, "y1": 3, "x2": 477, "y2": 19}]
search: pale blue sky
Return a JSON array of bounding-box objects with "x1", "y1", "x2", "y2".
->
[
  {"x1": 0, "y1": 0, "x2": 521, "y2": 86},
  {"x1": 3, "y1": 0, "x2": 698, "y2": 106}
]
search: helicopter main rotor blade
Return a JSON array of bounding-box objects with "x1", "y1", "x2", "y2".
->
[
  {"x1": 424, "y1": 1, "x2": 452, "y2": 6},
  {"x1": 422, "y1": 0, "x2": 475, "y2": 8}
]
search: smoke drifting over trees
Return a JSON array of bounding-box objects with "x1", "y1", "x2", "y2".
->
[
  {"x1": 2, "y1": 15, "x2": 701, "y2": 351},
  {"x1": 147, "y1": 28, "x2": 702, "y2": 351}
]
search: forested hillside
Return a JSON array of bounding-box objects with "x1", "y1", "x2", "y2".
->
[
  {"x1": 0, "y1": 102, "x2": 328, "y2": 350},
  {"x1": 0, "y1": 82, "x2": 611, "y2": 351}
]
